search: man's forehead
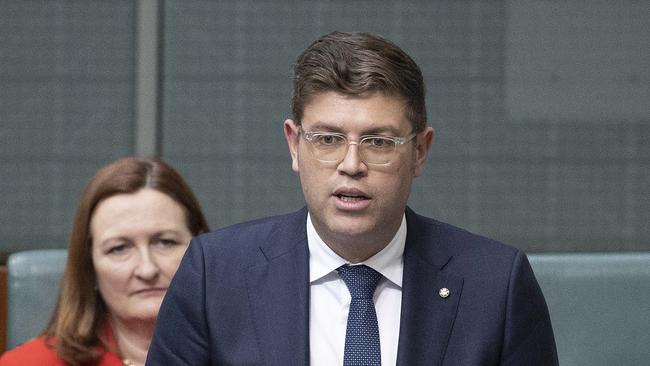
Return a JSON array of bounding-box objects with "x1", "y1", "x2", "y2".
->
[{"x1": 301, "y1": 93, "x2": 409, "y2": 132}]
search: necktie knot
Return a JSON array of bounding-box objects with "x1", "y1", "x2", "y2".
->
[{"x1": 337, "y1": 264, "x2": 382, "y2": 299}]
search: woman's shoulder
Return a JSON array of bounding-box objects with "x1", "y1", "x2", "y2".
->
[
  {"x1": 0, "y1": 336, "x2": 124, "y2": 366},
  {"x1": 0, "y1": 336, "x2": 67, "y2": 366}
]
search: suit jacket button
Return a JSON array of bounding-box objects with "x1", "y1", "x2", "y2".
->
[{"x1": 439, "y1": 287, "x2": 450, "y2": 298}]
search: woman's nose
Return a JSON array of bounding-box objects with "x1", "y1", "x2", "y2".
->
[{"x1": 134, "y1": 248, "x2": 160, "y2": 280}]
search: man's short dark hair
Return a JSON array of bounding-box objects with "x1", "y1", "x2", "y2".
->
[{"x1": 291, "y1": 31, "x2": 427, "y2": 132}]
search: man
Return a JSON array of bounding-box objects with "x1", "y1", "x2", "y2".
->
[{"x1": 146, "y1": 31, "x2": 558, "y2": 365}]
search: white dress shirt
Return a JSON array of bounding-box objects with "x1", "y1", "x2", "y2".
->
[{"x1": 308, "y1": 213, "x2": 405, "y2": 366}]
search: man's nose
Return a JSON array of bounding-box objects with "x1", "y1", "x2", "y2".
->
[{"x1": 337, "y1": 142, "x2": 367, "y2": 176}]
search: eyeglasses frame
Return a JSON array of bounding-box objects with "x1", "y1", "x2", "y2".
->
[{"x1": 298, "y1": 127, "x2": 418, "y2": 166}]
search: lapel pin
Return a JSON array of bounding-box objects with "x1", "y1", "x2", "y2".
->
[{"x1": 439, "y1": 287, "x2": 450, "y2": 298}]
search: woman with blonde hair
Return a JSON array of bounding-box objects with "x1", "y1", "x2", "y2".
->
[{"x1": 0, "y1": 157, "x2": 209, "y2": 366}]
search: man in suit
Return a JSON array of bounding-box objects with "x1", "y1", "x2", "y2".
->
[{"x1": 146, "y1": 31, "x2": 558, "y2": 365}]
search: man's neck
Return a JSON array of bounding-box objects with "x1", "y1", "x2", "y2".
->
[
  {"x1": 313, "y1": 223, "x2": 402, "y2": 264},
  {"x1": 326, "y1": 238, "x2": 389, "y2": 263}
]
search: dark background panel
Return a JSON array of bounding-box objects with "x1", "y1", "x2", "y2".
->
[
  {"x1": 161, "y1": 0, "x2": 648, "y2": 252},
  {"x1": 0, "y1": 1, "x2": 135, "y2": 255},
  {"x1": 1, "y1": 0, "x2": 648, "y2": 257}
]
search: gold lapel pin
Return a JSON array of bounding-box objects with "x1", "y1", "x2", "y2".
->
[{"x1": 439, "y1": 287, "x2": 450, "y2": 298}]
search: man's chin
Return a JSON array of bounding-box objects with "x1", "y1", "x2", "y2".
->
[{"x1": 326, "y1": 218, "x2": 378, "y2": 240}]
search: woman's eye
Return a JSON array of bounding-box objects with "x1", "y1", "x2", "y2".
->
[
  {"x1": 107, "y1": 243, "x2": 129, "y2": 255},
  {"x1": 158, "y1": 238, "x2": 179, "y2": 246}
]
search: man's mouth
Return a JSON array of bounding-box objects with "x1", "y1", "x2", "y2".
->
[
  {"x1": 333, "y1": 188, "x2": 372, "y2": 210},
  {"x1": 334, "y1": 187, "x2": 370, "y2": 201},
  {"x1": 337, "y1": 193, "x2": 368, "y2": 202}
]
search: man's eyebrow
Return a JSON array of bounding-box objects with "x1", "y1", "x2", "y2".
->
[
  {"x1": 361, "y1": 126, "x2": 402, "y2": 136},
  {"x1": 304, "y1": 121, "x2": 344, "y2": 132},
  {"x1": 306, "y1": 122, "x2": 402, "y2": 136}
]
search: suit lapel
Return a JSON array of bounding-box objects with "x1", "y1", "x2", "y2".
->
[
  {"x1": 245, "y1": 209, "x2": 310, "y2": 366},
  {"x1": 242, "y1": 208, "x2": 463, "y2": 365},
  {"x1": 396, "y1": 209, "x2": 464, "y2": 366}
]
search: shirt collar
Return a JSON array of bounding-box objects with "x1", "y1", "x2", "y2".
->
[{"x1": 307, "y1": 212, "x2": 405, "y2": 287}]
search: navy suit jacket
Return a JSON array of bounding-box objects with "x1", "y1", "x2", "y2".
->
[{"x1": 147, "y1": 207, "x2": 558, "y2": 365}]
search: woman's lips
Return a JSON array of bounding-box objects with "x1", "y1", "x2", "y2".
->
[{"x1": 131, "y1": 287, "x2": 167, "y2": 296}]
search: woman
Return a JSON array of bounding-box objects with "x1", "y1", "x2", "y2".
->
[{"x1": 0, "y1": 157, "x2": 209, "y2": 366}]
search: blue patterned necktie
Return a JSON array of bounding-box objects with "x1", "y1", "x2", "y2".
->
[{"x1": 337, "y1": 264, "x2": 382, "y2": 366}]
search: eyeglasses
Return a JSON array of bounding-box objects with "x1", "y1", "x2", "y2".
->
[{"x1": 299, "y1": 128, "x2": 417, "y2": 165}]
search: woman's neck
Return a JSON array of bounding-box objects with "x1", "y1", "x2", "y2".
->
[{"x1": 109, "y1": 316, "x2": 155, "y2": 366}]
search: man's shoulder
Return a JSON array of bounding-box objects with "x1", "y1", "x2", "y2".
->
[
  {"x1": 406, "y1": 208, "x2": 519, "y2": 257},
  {"x1": 406, "y1": 208, "x2": 527, "y2": 283},
  {"x1": 194, "y1": 207, "x2": 307, "y2": 249}
]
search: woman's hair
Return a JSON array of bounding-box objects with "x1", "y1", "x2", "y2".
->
[
  {"x1": 43, "y1": 157, "x2": 209, "y2": 365},
  {"x1": 291, "y1": 31, "x2": 427, "y2": 132}
]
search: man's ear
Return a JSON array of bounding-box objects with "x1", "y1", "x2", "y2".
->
[
  {"x1": 284, "y1": 119, "x2": 301, "y2": 172},
  {"x1": 413, "y1": 127, "x2": 434, "y2": 177}
]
